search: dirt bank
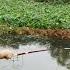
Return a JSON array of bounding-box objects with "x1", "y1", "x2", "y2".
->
[{"x1": 13, "y1": 27, "x2": 70, "y2": 40}]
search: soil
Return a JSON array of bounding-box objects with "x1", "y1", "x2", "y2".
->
[{"x1": 14, "y1": 27, "x2": 70, "y2": 40}]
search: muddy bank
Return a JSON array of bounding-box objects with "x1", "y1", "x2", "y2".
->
[
  {"x1": 0, "y1": 26, "x2": 70, "y2": 40},
  {"x1": 14, "y1": 27, "x2": 70, "y2": 40}
]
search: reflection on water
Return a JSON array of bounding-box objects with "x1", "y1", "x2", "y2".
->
[
  {"x1": 0, "y1": 35, "x2": 70, "y2": 70},
  {"x1": 49, "y1": 38, "x2": 70, "y2": 69}
]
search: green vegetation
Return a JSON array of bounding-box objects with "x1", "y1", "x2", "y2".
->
[
  {"x1": 0, "y1": 0, "x2": 70, "y2": 29},
  {"x1": 34, "y1": 0, "x2": 70, "y2": 4}
]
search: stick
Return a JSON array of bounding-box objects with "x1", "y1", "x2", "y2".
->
[{"x1": 17, "y1": 49, "x2": 47, "y2": 56}]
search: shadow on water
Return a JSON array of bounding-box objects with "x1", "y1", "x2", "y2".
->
[{"x1": 0, "y1": 35, "x2": 70, "y2": 70}]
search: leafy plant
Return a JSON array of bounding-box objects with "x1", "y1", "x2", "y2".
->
[{"x1": 0, "y1": 0, "x2": 70, "y2": 29}]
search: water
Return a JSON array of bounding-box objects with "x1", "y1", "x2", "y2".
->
[{"x1": 0, "y1": 36, "x2": 70, "y2": 70}]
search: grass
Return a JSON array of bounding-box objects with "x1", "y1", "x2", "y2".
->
[{"x1": 0, "y1": 0, "x2": 70, "y2": 29}]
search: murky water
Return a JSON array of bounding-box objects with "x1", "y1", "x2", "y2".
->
[{"x1": 0, "y1": 36, "x2": 70, "y2": 70}]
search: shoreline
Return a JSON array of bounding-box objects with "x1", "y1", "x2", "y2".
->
[
  {"x1": 0, "y1": 25, "x2": 70, "y2": 40},
  {"x1": 4, "y1": 27, "x2": 70, "y2": 40}
]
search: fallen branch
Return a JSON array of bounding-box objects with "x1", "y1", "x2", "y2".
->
[{"x1": 17, "y1": 49, "x2": 47, "y2": 56}]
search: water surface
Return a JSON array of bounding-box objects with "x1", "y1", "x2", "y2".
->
[{"x1": 0, "y1": 36, "x2": 70, "y2": 70}]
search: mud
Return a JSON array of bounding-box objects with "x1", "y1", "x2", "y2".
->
[{"x1": 14, "y1": 27, "x2": 70, "y2": 40}]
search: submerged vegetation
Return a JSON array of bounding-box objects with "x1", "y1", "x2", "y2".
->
[{"x1": 0, "y1": 0, "x2": 70, "y2": 29}]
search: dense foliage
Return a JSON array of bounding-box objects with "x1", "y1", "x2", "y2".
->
[
  {"x1": 0, "y1": 0, "x2": 70, "y2": 29},
  {"x1": 34, "y1": 0, "x2": 70, "y2": 4}
]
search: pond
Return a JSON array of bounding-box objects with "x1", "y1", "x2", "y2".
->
[{"x1": 0, "y1": 35, "x2": 70, "y2": 70}]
